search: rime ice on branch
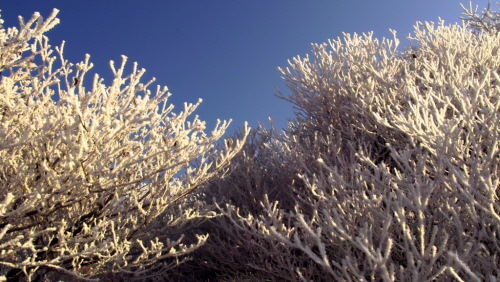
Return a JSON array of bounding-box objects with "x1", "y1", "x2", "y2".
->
[
  {"x1": 0, "y1": 8, "x2": 249, "y2": 281},
  {"x1": 184, "y1": 2, "x2": 500, "y2": 281}
]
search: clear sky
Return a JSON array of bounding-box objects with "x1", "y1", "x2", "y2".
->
[{"x1": 1, "y1": 0, "x2": 491, "y2": 137}]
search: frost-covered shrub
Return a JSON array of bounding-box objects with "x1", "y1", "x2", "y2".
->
[
  {"x1": 0, "y1": 9, "x2": 248, "y2": 281},
  {"x1": 186, "y1": 2, "x2": 500, "y2": 281},
  {"x1": 167, "y1": 124, "x2": 300, "y2": 281}
]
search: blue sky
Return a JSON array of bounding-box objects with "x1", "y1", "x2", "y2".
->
[{"x1": 1, "y1": 0, "x2": 491, "y2": 136}]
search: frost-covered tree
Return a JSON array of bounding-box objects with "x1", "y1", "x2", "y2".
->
[
  {"x1": 0, "y1": 9, "x2": 249, "y2": 281},
  {"x1": 183, "y1": 2, "x2": 500, "y2": 281}
]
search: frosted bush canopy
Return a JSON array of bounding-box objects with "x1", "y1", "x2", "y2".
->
[
  {"x1": 1, "y1": 2, "x2": 500, "y2": 281},
  {"x1": 0, "y1": 8, "x2": 249, "y2": 281}
]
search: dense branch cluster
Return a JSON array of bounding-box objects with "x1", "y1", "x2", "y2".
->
[
  {"x1": 0, "y1": 9, "x2": 249, "y2": 281},
  {"x1": 175, "y1": 2, "x2": 500, "y2": 281},
  {"x1": 2, "y1": 2, "x2": 500, "y2": 282}
]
